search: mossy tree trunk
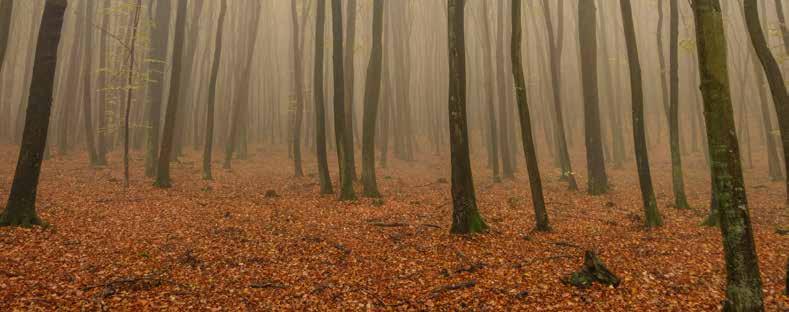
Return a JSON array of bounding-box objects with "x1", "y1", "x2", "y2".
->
[
  {"x1": 361, "y1": 0, "x2": 384, "y2": 198},
  {"x1": 154, "y1": 0, "x2": 188, "y2": 188},
  {"x1": 1, "y1": 0, "x2": 68, "y2": 227},
  {"x1": 744, "y1": 0, "x2": 789, "y2": 203},
  {"x1": 693, "y1": 1, "x2": 765, "y2": 310},
  {"x1": 511, "y1": 0, "x2": 549, "y2": 232},
  {"x1": 448, "y1": 0, "x2": 487, "y2": 234},
  {"x1": 620, "y1": 0, "x2": 662, "y2": 228},
  {"x1": 202, "y1": 0, "x2": 227, "y2": 181},
  {"x1": 332, "y1": 0, "x2": 356, "y2": 201},
  {"x1": 578, "y1": 0, "x2": 608, "y2": 195}
]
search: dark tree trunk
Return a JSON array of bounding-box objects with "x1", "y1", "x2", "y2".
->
[
  {"x1": 81, "y1": 0, "x2": 98, "y2": 166},
  {"x1": 744, "y1": 0, "x2": 789, "y2": 203},
  {"x1": 1, "y1": 0, "x2": 67, "y2": 227},
  {"x1": 290, "y1": 0, "x2": 305, "y2": 177},
  {"x1": 154, "y1": 0, "x2": 188, "y2": 188},
  {"x1": 0, "y1": 0, "x2": 13, "y2": 73},
  {"x1": 511, "y1": 0, "x2": 549, "y2": 232},
  {"x1": 542, "y1": 0, "x2": 577, "y2": 190},
  {"x1": 145, "y1": 0, "x2": 171, "y2": 177},
  {"x1": 448, "y1": 0, "x2": 486, "y2": 234},
  {"x1": 620, "y1": 0, "x2": 662, "y2": 228},
  {"x1": 332, "y1": 0, "x2": 356, "y2": 201},
  {"x1": 313, "y1": 0, "x2": 333, "y2": 194},
  {"x1": 481, "y1": 0, "x2": 500, "y2": 183},
  {"x1": 776, "y1": 0, "x2": 789, "y2": 55},
  {"x1": 361, "y1": 0, "x2": 384, "y2": 198},
  {"x1": 344, "y1": 0, "x2": 358, "y2": 179},
  {"x1": 202, "y1": 0, "x2": 227, "y2": 181},
  {"x1": 578, "y1": 0, "x2": 608, "y2": 195},
  {"x1": 694, "y1": 1, "x2": 765, "y2": 310},
  {"x1": 223, "y1": 2, "x2": 261, "y2": 170},
  {"x1": 668, "y1": 0, "x2": 690, "y2": 209}
]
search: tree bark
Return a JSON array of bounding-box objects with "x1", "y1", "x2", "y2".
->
[
  {"x1": 202, "y1": 0, "x2": 227, "y2": 180},
  {"x1": 667, "y1": 0, "x2": 690, "y2": 209},
  {"x1": 1, "y1": 0, "x2": 67, "y2": 227},
  {"x1": 313, "y1": 0, "x2": 333, "y2": 194},
  {"x1": 511, "y1": 0, "x2": 549, "y2": 232},
  {"x1": 123, "y1": 0, "x2": 143, "y2": 187},
  {"x1": 448, "y1": 0, "x2": 487, "y2": 234},
  {"x1": 481, "y1": 0, "x2": 500, "y2": 183},
  {"x1": 332, "y1": 0, "x2": 356, "y2": 201},
  {"x1": 620, "y1": 0, "x2": 662, "y2": 228},
  {"x1": 154, "y1": 0, "x2": 189, "y2": 188},
  {"x1": 694, "y1": 1, "x2": 765, "y2": 310},
  {"x1": 145, "y1": 0, "x2": 171, "y2": 177},
  {"x1": 578, "y1": 0, "x2": 608, "y2": 195},
  {"x1": 361, "y1": 0, "x2": 384, "y2": 198},
  {"x1": 0, "y1": 0, "x2": 13, "y2": 74}
]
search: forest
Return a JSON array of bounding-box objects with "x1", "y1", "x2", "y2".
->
[{"x1": 0, "y1": 0, "x2": 788, "y2": 310}]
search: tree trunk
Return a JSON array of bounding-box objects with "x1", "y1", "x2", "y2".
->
[
  {"x1": 332, "y1": 0, "x2": 356, "y2": 201},
  {"x1": 123, "y1": 0, "x2": 142, "y2": 187},
  {"x1": 481, "y1": 0, "x2": 500, "y2": 183},
  {"x1": 578, "y1": 0, "x2": 608, "y2": 195},
  {"x1": 80, "y1": 0, "x2": 98, "y2": 166},
  {"x1": 344, "y1": 0, "x2": 358, "y2": 179},
  {"x1": 361, "y1": 0, "x2": 384, "y2": 198},
  {"x1": 744, "y1": 0, "x2": 789, "y2": 203},
  {"x1": 511, "y1": 0, "x2": 549, "y2": 232},
  {"x1": 667, "y1": 0, "x2": 690, "y2": 209},
  {"x1": 1, "y1": 0, "x2": 67, "y2": 227},
  {"x1": 313, "y1": 0, "x2": 333, "y2": 194},
  {"x1": 202, "y1": 0, "x2": 227, "y2": 180},
  {"x1": 154, "y1": 0, "x2": 189, "y2": 188},
  {"x1": 620, "y1": 0, "x2": 662, "y2": 228},
  {"x1": 448, "y1": 0, "x2": 486, "y2": 234},
  {"x1": 290, "y1": 0, "x2": 305, "y2": 177},
  {"x1": 694, "y1": 1, "x2": 765, "y2": 310},
  {"x1": 145, "y1": 0, "x2": 171, "y2": 177},
  {"x1": 496, "y1": 0, "x2": 514, "y2": 179},
  {"x1": 0, "y1": 0, "x2": 13, "y2": 73}
]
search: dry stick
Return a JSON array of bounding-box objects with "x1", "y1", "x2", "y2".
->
[{"x1": 429, "y1": 279, "x2": 476, "y2": 298}]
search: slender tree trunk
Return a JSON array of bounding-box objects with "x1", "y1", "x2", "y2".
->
[
  {"x1": 123, "y1": 0, "x2": 142, "y2": 187},
  {"x1": 578, "y1": 0, "x2": 608, "y2": 195},
  {"x1": 81, "y1": 0, "x2": 98, "y2": 165},
  {"x1": 313, "y1": 0, "x2": 333, "y2": 194},
  {"x1": 1, "y1": 0, "x2": 67, "y2": 227},
  {"x1": 0, "y1": 0, "x2": 13, "y2": 74},
  {"x1": 511, "y1": 0, "x2": 549, "y2": 232},
  {"x1": 332, "y1": 0, "x2": 356, "y2": 201},
  {"x1": 496, "y1": 0, "x2": 514, "y2": 179},
  {"x1": 361, "y1": 0, "x2": 384, "y2": 198},
  {"x1": 744, "y1": 0, "x2": 789, "y2": 203},
  {"x1": 154, "y1": 0, "x2": 188, "y2": 188},
  {"x1": 145, "y1": 0, "x2": 171, "y2": 177},
  {"x1": 344, "y1": 0, "x2": 358, "y2": 179},
  {"x1": 620, "y1": 0, "x2": 662, "y2": 228},
  {"x1": 202, "y1": 0, "x2": 226, "y2": 180},
  {"x1": 481, "y1": 0, "x2": 500, "y2": 183},
  {"x1": 775, "y1": 0, "x2": 789, "y2": 55},
  {"x1": 666, "y1": 0, "x2": 690, "y2": 208},
  {"x1": 542, "y1": 0, "x2": 577, "y2": 189},
  {"x1": 290, "y1": 0, "x2": 305, "y2": 177},
  {"x1": 694, "y1": 1, "x2": 765, "y2": 310},
  {"x1": 448, "y1": 0, "x2": 486, "y2": 234}
]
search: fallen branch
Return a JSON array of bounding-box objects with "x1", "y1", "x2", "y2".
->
[
  {"x1": 776, "y1": 228, "x2": 789, "y2": 235},
  {"x1": 368, "y1": 221, "x2": 408, "y2": 228},
  {"x1": 82, "y1": 276, "x2": 167, "y2": 292},
  {"x1": 552, "y1": 241, "x2": 583, "y2": 249},
  {"x1": 250, "y1": 281, "x2": 288, "y2": 289}
]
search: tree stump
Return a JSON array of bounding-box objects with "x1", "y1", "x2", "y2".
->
[{"x1": 562, "y1": 251, "x2": 620, "y2": 288}]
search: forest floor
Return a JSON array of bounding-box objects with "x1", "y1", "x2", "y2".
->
[{"x1": 0, "y1": 144, "x2": 787, "y2": 311}]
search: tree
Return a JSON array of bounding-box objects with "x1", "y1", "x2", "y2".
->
[
  {"x1": 541, "y1": 0, "x2": 577, "y2": 190},
  {"x1": 154, "y1": 0, "x2": 188, "y2": 188},
  {"x1": 620, "y1": 0, "x2": 662, "y2": 228},
  {"x1": 666, "y1": 0, "x2": 690, "y2": 209},
  {"x1": 332, "y1": 0, "x2": 356, "y2": 201},
  {"x1": 511, "y1": 0, "x2": 549, "y2": 232},
  {"x1": 360, "y1": 0, "x2": 384, "y2": 198},
  {"x1": 0, "y1": 0, "x2": 13, "y2": 73},
  {"x1": 122, "y1": 0, "x2": 143, "y2": 187},
  {"x1": 693, "y1": 1, "x2": 764, "y2": 310},
  {"x1": 145, "y1": 0, "x2": 172, "y2": 177},
  {"x1": 313, "y1": 0, "x2": 333, "y2": 194},
  {"x1": 481, "y1": 0, "x2": 500, "y2": 183},
  {"x1": 202, "y1": 0, "x2": 227, "y2": 180},
  {"x1": 223, "y1": 2, "x2": 262, "y2": 170},
  {"x1": 495, "y1": 0, "x2": 515, "y2": 179},
  {"x1": 0, "y1": 0, "x2": 68, "y2": 227},
  {"x1": 744, "y1": 0, "x2": 789, "y2": 203},
  {"x1": 290, "y1": 0, "x2": 306, "y2": 177},
  {"x1": 80, "y1": 0, "x2": 99, "y2": 166},
  {"x1": 578, "y1": 0, "x2": 608, "y2": 195},
  {"x1": 448, "y1": 0, "x2": 487, "y2": 234},
  {"x1": 343, "y1": 0, "x2": 358, "y2": 180}
]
